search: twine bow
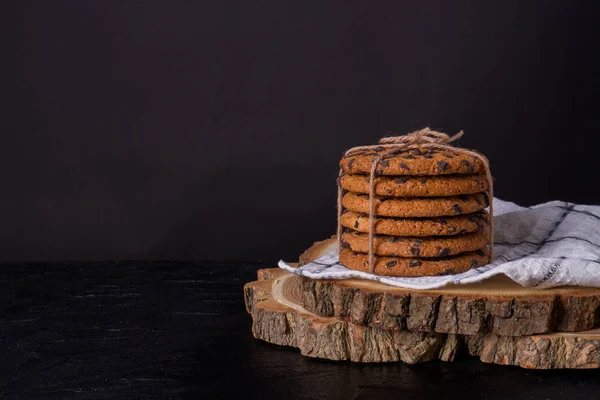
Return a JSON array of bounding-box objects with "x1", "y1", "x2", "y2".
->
[
  {"x1": 379, "y1": 128, "x2": 463, "y2": 147},
  {"x1": 337, "y1": 128, "x2": 494, "y2": 274}
]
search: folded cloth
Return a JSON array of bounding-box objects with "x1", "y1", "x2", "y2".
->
[{"x1": 278, "y1": 198, "x2": 600, "y2": 289}]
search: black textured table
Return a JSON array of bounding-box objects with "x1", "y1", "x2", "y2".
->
[{"x1": 1, "y1": 262, "x2": 598, "y2": 399}]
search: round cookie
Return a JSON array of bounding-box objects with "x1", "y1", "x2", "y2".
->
[
  {"x1": 341, "y1": 192, "x2": 489, "y2": 217},
  {"x1": 340, "y1": 147, "x2": 486, "y2": 176},
  {"x1": 339, "y1": 248, "x2": 490, "y2": 277},
  {"x1": 341, "y1": 230, "x2": 489, "y2": 258},
  {"x1": 340, "y1": 173, "x2": 488, "y2": 197},
  {"x1": 340, "y1": 210, "x2": 489, "y2": 236}
]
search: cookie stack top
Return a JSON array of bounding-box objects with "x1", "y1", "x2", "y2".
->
[
  {"x1": 336, "y1": 129, "x2": 493, "y2": 277},
  {"x1": 341, "y1": 146, "x2": 486, "y2": 176}
]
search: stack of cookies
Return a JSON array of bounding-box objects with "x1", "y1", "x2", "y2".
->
[{"x1": 338, "y1": 146, "x2": 491, "y2": 277}]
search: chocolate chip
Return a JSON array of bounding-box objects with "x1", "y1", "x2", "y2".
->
[
  {"x1": 443, "y1": 153, "x2": 454, "y2": 158},
  {"x1": 347, "y1": 158, "x2": 355, "y2": 170},
  {"x1": 374, "y1": 146, "x2": 385, "y2": 152},
  {"x1": 437, "y1": 247, "x2": 451, "y2": 257},
  {"x1": 475, "y1": 249, "x2": 486, "y2": 257},
  {"x1": 385, "y1": 260, "x2": 398, "y2": 268},
  {"x1": 379, "y1": 159, "x2": 390, "y2": 167},
  {"x1": 385, "y1": 189, "x2": 392, "y2": 194},
  {"x1": 353, "y1": 221, "x2": 359, "y2": 229},
  {"x1": 475, "y1": 196, "x2": 483, "y2": 205},
  {"x1": 412, "y1": 149, "x2": 423, "y2": 155},
  {"x1": 401, "y1": 154, "x2": 416, "y2": 160},
  {"x1": 447, "y1": 226, "x2": 457, "y2": 234},
  {"x1": 408, "y1": 260, "x2": 422, "y2": 267},
  {"x1": 341, "y1": 241, "x2": 351, "y2": 249},
  {"x1": 468, "y1": 216, "x2": 478, "y2": 223},
  {"x1": 475, "y1": 177, "x2": 483, "y2": 185},
  {"x1": 390, "y1": 237, "x2": 405, "y2": 242},
  {"x1": 375, "y1": 169, "x2": 383, "y2": 176},
  {"x1": 422, "y1": 153, "x2": 433, "y2": 159},
  {"x1": 461, "y1": 159, "x2": 475, "y2": 173},
  {"x1": 420, "y1": 177, "x2": 428, "y2": 184},
  {"x1": 413, "y1": 239, "x2": 424, "y2": 245},
  {"x1": 394, "y1": 177, "x2": 409, "y2": 184},
  {"x1": 439, "y1": 219, "x2": 448, "y2": 225},
  {"x1": 410, "y1": 247, "x2": 420, "y2": 256},
  {"x1": 452, "y1": 204, "x2": 463, "y2": 214},
  {"x1": 400, "y1": 162, "x2": 411, "y2": 171},
  {"x1": 471, "y1": 259, "x2": 479, "y2": 268},
  {"x1": 443, "y1": 268, "x2": 455, "y2": 275},
  {"x1": 437, "y1": 160, "x2": 449, "y2": 171}
]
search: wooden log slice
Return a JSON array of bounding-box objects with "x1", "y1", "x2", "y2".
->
[
  {"x1": 244, "y1": 269, "x2": 600, "y2": 368},
  {"x1": 296, "y1": 237, "x2": 600, "y2": 336}
]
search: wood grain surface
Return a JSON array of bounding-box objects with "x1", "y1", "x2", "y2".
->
[{"x1": 245, "y1": 269, "x2": 600, "y2": 368}]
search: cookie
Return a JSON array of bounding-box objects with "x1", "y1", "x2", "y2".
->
[
  {"x1": 340, "y1": 147, "x2": 486, "y2": 176},
  {"x1": 341, "y1": 230, "x2": 489, "y2": 257},
  {"x1": 339, "y1": 173, "x2": 488, "y2": 197},
  {"x1": 339, "y1": 248, "x2": 490, "y2": 277},
  {"x1": 341, "y1": 192, "x2": 489, "y2": 217},
  {"x1": 340, "y1": 210, "x2": 489, "y2": 236}
]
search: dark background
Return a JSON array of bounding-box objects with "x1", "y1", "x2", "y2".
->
[{"x1": 1, "y1": 1, "x2": 599, "y2": 263}]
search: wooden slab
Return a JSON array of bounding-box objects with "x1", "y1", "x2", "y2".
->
[
  {"x1": 244, "y1": 269, "x2": 600, "y2": 368},
  {"x1": 296, "y1": 237, "x2": 600, "y2": 336}
]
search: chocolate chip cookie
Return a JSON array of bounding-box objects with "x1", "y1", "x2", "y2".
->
[
  {"x1": 341, "y1": 210, "x2": 488, "y2": 236},
  {"x1": 341, "y1": 192, "x2": 489, "y2": 217},
  {"x1": 340, "y1": 147, "x2": 486, "y2": 176},
  {"x1": 340, "y1": 173, "x2": 488, "y2": 197},
  {"x1": 341, "y1": 230, "x2": 489, "y2": 257},
  {"x1": 339, "y1": 248, "x2": 490, "y2": 277}
]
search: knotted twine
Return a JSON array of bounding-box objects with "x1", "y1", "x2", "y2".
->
[{"x1": 336, "y1": 128, "x2": 494, "y2": 273}]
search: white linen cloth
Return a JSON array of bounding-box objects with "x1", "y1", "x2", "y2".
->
[{"x1": 278, "y1": 198, "x2": 600, "y2": 289}]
